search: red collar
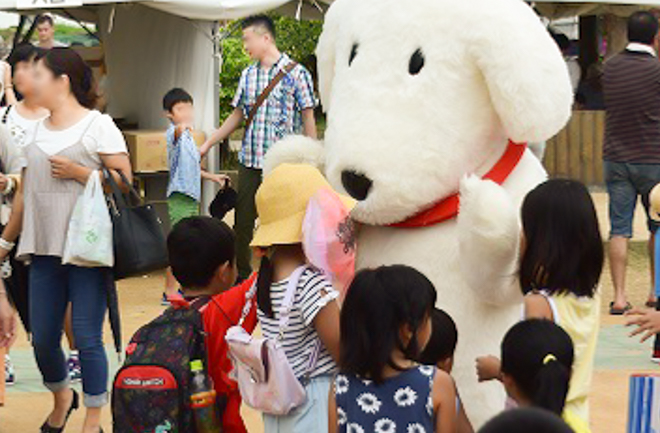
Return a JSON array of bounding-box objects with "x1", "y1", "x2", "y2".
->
[{"x1": 390, "y1": 140, "x2": 526, "y2": 228}]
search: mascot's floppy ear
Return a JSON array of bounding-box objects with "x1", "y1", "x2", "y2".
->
[
  {"x1": 469, "y1": 0, "x2": 573, "y2": 143},
  {"x1": 315, "y1": 0, "x2": 347, "y2": 113}
]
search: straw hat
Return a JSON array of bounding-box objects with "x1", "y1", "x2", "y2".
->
[
  {"x1": 650, "y1": 183, "x2": 660, "y2": 222},
  {"x1": 250, "y1": 163, "x2": 356, "y2": 248}
]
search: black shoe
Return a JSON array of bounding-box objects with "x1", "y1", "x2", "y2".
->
[{"x1": 40, "y1": 389, "x2": 79, "y2": 433}]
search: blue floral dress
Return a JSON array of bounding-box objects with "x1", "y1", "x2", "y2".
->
[{"x1": 335, "y1": 366, "x2": 436, "y2": 433}]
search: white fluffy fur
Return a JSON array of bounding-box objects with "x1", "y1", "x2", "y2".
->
[{"x1": 266, "y1": 0, "x2": 572, "y2": 426}]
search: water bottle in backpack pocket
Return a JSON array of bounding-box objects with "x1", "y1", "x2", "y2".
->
[{"x1": 112, "y1": 300, "x2": 226, "y2": 432}]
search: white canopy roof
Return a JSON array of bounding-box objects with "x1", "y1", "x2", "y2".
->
[
  {"x1": 534, "y1": 0, "x2": 660, "y2": 18},
  {"x1": 0, "y1": 0, "x2": 332, "y2": 21}
]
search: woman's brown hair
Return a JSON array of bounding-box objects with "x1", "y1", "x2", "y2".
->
[{"x1": 37, "y1": 47, "x2": 98, "y2": 109}]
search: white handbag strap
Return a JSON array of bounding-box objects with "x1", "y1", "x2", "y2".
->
[{"x1": 237, "y1": 280, "x2": 257, "y2": 327}]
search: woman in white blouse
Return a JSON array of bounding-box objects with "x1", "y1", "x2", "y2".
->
[{"x1": 0, "y1": 48, "x2": 131, "y2": 433}]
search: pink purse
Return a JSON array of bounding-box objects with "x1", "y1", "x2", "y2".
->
[
  {"x1": 225, "y1": 266, "x2": 321, "y2": 415},
  {"x1": 302, "y1": 187, "x2": 357, "y2": 295}
]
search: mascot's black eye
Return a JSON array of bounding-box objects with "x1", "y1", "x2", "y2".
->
[
  {"x1": 349, "y1": 44, "x2": 358, "y2": 66},
  {"x1": 409, "y1": 48, "x2": 425, "y2": 75}
]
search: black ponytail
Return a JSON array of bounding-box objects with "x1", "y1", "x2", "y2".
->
[
  {"x1": 533, "y1": 358, "x2": 572, "y2": 415},
  {"x1": 501, "y1": 319, "x2": 575, "y2": 415},
  {"x1": 256, "y1": 254, "x2": 274, "y2": 318}
]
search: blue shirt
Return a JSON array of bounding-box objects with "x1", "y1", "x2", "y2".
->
[
  {"x1": 166, "y1": 124, "x2": 201, "y2": 201},
  {"x1": 232, "y1": 53, "x2": 317, "y2": 169},
  {"x1": 335, "y1": 366, "x2": 436, "y2": 433}
]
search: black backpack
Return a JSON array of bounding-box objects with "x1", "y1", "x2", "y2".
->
[{"x1": 112, "y1": 299, "x2": 223, "y2": 433}]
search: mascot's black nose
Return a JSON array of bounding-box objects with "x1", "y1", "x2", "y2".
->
[{"x1": 342, "y1": 170, "x2": 373, "y2": 201}]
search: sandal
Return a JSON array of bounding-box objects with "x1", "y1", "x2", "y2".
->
[
  {"x1": 40, "y1": 389, "x2": 79, "y2": 433},
  {"x1": 610, "y1": 301, "x2": 633, "y2": 316}
]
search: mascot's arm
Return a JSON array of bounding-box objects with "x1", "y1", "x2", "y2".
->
[{"x1": 457, "y1": 175, "x2": 522, "y2": 306}]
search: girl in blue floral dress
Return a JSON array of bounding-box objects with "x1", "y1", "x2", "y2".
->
[{"x1": 329, "y1": 265, "x2": 457, "y2": 433}]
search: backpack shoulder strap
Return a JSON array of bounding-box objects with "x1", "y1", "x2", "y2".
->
[
  {"x1": 277, "y1": 265, "x2": 308, "y2": 337},
  {"x1": 244, "y1": 61, "x2": 298, "y2": 133}
]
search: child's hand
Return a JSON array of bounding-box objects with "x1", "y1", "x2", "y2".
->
[
  {"x1": 627, "y1": 308, "x2": 660, "y2": 342},
  {"x1": 476, "y1": 355, "x2": 501, "y2": 382},
  {"x1": 208, "y1": 174, "x2": 231, "y2": 187}
]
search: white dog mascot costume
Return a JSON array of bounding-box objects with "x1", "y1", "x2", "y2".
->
[{"x1": 265, "y1": 0, "x2": 573, "y2": 426}]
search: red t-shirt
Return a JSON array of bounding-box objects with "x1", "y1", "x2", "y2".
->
[{"x1": 197, "y1": 274, "x2": 257, "y2": 433}]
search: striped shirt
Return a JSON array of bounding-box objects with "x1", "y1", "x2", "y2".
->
[
  {"x1": 257, "y1": 268, "x2": 338, "y2": 379},
  {"x1": 232, "y1": 53, "x2": 316, "y2": 169},
  {"x1": 603, "y1": 46, "x2": 660, "y2": 164}
]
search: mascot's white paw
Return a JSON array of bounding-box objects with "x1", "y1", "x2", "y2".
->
[
  {"x1": 457, "y1": 175, "x2": 522, "y2": 306},
  {"x1": 458, "y1": 174, "x2": 518, "y2": 240},
  {"x1": 263, "y1": 135, "x2": 325, "y2": 176}
]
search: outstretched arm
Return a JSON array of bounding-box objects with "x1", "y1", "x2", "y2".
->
[
  {"x1": 200, "y1": 108, "x2": 244, "y2": 157},
  {"x1": 457, "y1": 175, "x2": 522, "y2": 306}
]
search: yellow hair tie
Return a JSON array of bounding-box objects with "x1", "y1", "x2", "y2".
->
[{"x1": 543, "y1": 354, "x2": 557, "y2": 365}]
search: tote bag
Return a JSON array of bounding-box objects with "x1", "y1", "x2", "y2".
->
[
  {"x1": 63, "y1": 170, "x2": 114, "y2": 267},
  {"x1": 104, "y1": 169, "x2": 168, "y2": 280}
]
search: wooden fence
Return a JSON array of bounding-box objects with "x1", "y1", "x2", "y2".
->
[{"x1": 544, "y1": 110, "x2": 605, "y2": 186}]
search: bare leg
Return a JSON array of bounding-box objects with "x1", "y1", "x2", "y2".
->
[
  {"x1": 46, "y1": 388, "x2": 74, "y2": 427},
  {"x1": 610, "y1": 236, "x2": 629, "y2": 310},
  {"x1": 650, "y1": 235, "x2": 657, "y2": 306},
  {"x1": 82, "y1": 407, "x2": 102, "y2": 433},
  {"x1": 164, "y1": 268, "x2": 179, "y2": 297}
]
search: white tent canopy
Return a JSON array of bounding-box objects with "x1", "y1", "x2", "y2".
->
[{"x1": 534, "y1": 0, "x2": 660, "y2": 18}]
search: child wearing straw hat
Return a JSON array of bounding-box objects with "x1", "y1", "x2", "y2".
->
[{"x1": 251, "y1": 163, "x2": 355, "y2": 433}]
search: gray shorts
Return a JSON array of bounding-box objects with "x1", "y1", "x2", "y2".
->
[{"x1": 604, "y1": 161, "x2": 660, "y2": 238}]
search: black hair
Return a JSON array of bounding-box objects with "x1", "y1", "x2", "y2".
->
[
  {"x1": 417, "y1": 308, "x2": 457, "y2": 365},
  {"x1": 340, "y1": 265, "x2": 437, "y2": 384},
  {"x1": 7, "y1": 44, "x2": 46, "y2": 71},
  {"x1": 162, "y1": 88, "x2": 193, "y2": 113},
  {"x1": 628, "y1": 11, "x2": 659, "y2": 45},
  {"x1": 519, "y1": 179, "x2": 603, "y2": 298},
  {"x1": 257, "y1": 253, "x2": 275, "y2": 317},
  {"x1": 551, "y1": 32, "x2": 571, "y2": 52},
  {"x1": 36, "y1": 15, "x2": 54, "y2": 27},
  {"x1": 478, "y1": 408, "x2": 574, "y2": 433},
  {"x1": 167, "y1": 216, "x2": 235, "y2": 289},
  {"x1": 36, "y1": 48, "x2": 97, "y2": 109},
  {"x1": 242, "y1": 15, "x2": 276, "y2": 40},
  {"x1": 501, "y1": 319, "x2": 574, "y2": 416}
]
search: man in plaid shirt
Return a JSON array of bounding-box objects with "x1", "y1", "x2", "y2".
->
[{"x1": 201, "y1": 15, "x2": 318, "y2": 281}]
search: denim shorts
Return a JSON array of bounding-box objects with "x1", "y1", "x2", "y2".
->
[{"x1": 605, "y1": 161, "x2": 660, "y2": 238}]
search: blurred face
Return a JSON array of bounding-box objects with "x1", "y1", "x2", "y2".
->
[
  {"x1": 37, "y1": 22, "x2": 55, "y2": 44},
  {"x1": 166, "y1": 101, "x2": 194, "y2": 125},
  {"x1": 12, "y1": 60, "x2": 37, "y2": 97},
  {"x1": 32, "y1": 59, "x2": 69, "y2": 110},
  {"x1": 242, "y1": 26, "x2": 272, "y2": 61}
]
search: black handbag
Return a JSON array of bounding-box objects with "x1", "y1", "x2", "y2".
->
[{"x1": 104, "y1": 169, "x2": 168, "y2": 280}]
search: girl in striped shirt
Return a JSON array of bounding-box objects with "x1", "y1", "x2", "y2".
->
[{"x1": 250, "y1": 163, "x2": 354, "y2": 433}]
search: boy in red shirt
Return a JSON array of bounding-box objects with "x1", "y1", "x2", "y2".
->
[{"x1": 167, "y1": 216, "x2": 257, "y2": 433}]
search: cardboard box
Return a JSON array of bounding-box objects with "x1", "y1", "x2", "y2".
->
[{"x1": 123, "y1": 130, "x2": 206, "y2": 173}]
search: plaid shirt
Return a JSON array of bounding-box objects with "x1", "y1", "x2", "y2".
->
[{"x1": 232, "y1": 54, "x2": 316, "y2": 169}]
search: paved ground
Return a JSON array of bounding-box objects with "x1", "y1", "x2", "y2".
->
[{"x1": 0, "y1": 192, "x2": 656, "y2": 432}]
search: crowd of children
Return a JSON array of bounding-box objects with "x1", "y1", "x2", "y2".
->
[{"x1": 138, "y1": 97, "x2": 606, "y2": 433}]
